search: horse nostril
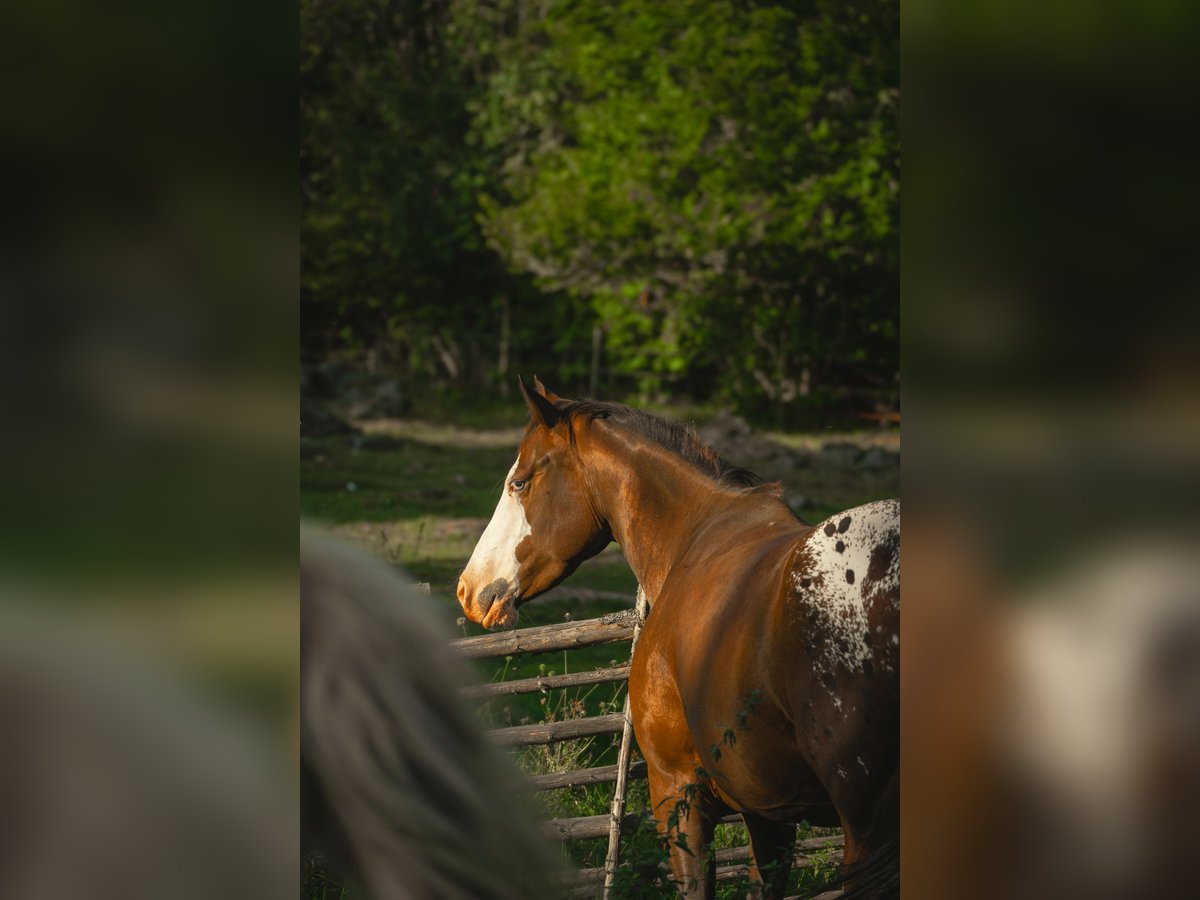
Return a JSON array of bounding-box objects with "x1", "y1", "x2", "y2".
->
[{"x1": 479, "y1": 578, "x2": 509, "y2": 607}]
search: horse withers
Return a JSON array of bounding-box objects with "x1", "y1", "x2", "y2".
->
[{"x1": 456, "y1": 379, "x2": 899, "y2": 899}]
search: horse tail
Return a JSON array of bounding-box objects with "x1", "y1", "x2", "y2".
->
[
  {"x1": 838, "y1": 830, "x2": 899, "y2": 900},
  {"x1": 837, "y1": 767, "x2": 899, "y2": 900}
]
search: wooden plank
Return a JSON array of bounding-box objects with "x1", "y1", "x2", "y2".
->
[
  {"x1": 562, "y1": 845, "x2": 843, "y2": 887},
  {"x1": 541, "y1": 809, "x2": 817, "y2": 841},
  {"x1": 540, "y1": 811, "x2": 645, "y2": 841},
  {"x1": 461, "y1": 664, "x2": 631, "y2": 700},
  {"x1": 714, "y1": 847, "x2": 842, "y2": 881},
  {"x1": 452, "y1": 617, "x2": 635, "y2": 660},
  {"x1": 537, "y1": 808, "x2": 838, "y2": 844},
  {"x1": 487, "y1": 713, "x2": 626, "y2": 747},
  {"x1": 675, "y1": 815, "x2": 839, "y2": 840},
  {"x1": 529, "y1": 760, "x2": 647, "y2": 792},
  {"x1": 540, "y1": 811, "x2": 840, "y2": 844},
  {"x1": 797, "y1": 834, "x2": 844, "y2": 851},
  {"x1": 711, "y1": 833, "x2": 843, "y2": 864}
]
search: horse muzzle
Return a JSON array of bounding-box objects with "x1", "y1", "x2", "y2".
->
[{"x1": 458, "y1": 576, "x2": 519, "y2": 630}]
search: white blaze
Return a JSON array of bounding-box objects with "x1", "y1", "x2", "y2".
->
[{"x1": 463, "y1": 460, "x2": 531, "y2": 590}]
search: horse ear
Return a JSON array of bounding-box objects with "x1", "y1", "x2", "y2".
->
[
  {"x1": 519, "y1": 375, "x2": 561, "y2": 428},
  {"x1": 532, "y1": 376, "x2": 563, "y2": 404}
]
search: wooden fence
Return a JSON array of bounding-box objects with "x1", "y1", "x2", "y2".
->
[{"x1": 450, "y1": 597, "x2": 844, "y2": 899}]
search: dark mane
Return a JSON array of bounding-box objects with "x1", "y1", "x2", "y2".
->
[{"x1": 560, "y1": 399, "x2": 764, "y2": 490}]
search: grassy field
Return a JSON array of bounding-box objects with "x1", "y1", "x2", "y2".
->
[{"x1": 301, "y1": 407, "x2": 897, "y2": 898}]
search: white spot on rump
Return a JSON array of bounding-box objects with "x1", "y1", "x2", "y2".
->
[
  {"x1": 791, "y1": 499, "x2": 899, "y2": 675},
  {"x1": 463, "y1": 459, "x2": 531, "y2": 590}
]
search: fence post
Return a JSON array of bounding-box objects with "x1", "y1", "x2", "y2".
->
[{"x1": 602, "y1": 586, "x2": 650, "y2": 899}]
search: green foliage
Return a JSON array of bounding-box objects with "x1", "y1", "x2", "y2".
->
[
  {"x1": 302, "y1": 0, "x2": 898, "y2": 429},
  {"x1": 475, "y1": 0, "x2": 898, "y2": 417},
  {"x1": 608, "y1": 815, "x2": 674, "y2": 899},
  {"x1": 301, "y1": 0, "x2": 596, "y2": 386}
]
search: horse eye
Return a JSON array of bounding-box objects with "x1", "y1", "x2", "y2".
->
[{"x1": 510, "y1": 479, "x2": 527, "y2": 492}]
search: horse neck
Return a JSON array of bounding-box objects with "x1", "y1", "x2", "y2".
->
[{"x1": 580, "y1": 425, "x2": 735, "y2": 606}]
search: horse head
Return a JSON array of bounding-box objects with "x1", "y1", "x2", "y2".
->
[{"x1": 456, "y1": 377, "x2": 612, "y2": 629}]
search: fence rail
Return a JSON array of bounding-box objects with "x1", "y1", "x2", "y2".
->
[
  {"x1": 560, "y1": 837, "x2": 845, "y2": 889},
  {"x1": 487, "y1": 713, "x2": 626, "y2": 747},
  {"x1": 540, "y1": 810, "x2": 749, "y2": 842},
  {"x1": 530, "y1": 760, "x2": 647, "y2": 792},
  {"x1": 540, "y1": 811, "x2": 646, "y2": 842},
  {"x1": 461, "y1": 664, "x2": 632, "y2": 700},
  {"x1": 452, "y1": 616, "x2": 636, "y2": 659}
]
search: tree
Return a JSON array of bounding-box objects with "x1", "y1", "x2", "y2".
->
[
  {"x1": 300, "y1": 0, "x2": 899, "y2": 423},
  {"x1": 474, "y1": 0, "x2": 898, "y2": 419}
]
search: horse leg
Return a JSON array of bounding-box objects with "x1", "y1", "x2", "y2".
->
[
  {"x1": 742, "y1": 814, "x2": 795, "y2": 900},
  {"x1": 839, "y1": 827, "x2": 866, "y2": 893},
  {"x1": 648, "y1": 774, "x2": 716, "y2": 899},
  {"x1": 837, "y1": 767, "x2": 899, "y2": 899}
]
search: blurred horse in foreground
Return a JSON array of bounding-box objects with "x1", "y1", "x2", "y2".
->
[
  {"x1": 302, "y1": 530, "x2": 555, "y2": 900},
  {"x1": 0, "y1": 607, "x2": 292, "y2": 900}
]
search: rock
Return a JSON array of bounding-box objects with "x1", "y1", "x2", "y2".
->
[
  {"x1": 698, "y1": 412, "x2": 786, "y2": 465},
  {"x1": 344, "y1": 378, "x2": 409, "y2": 420},
  {"x1": 303, "y1": 359, "x2": 363, "y2": 400},
  {"x1": 781, "y1": 450, "x2": 812, "y2": 470},
  {"x1": 698, "y1": 411, "x2": 752, "y2": 443},
  {"x1": 860, "y1": 446, "x2": 899, "y2": 470},
  {"x1": 301, "y1": 396, "x2": 358, "y2": 437},
  {"x1": 818, "y1": 441, "x2": 864, "y2": 468}
]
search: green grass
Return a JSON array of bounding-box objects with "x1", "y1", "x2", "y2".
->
[
  {"x1": 300, "y1": 436, "x2": 519, "y2": 523},
  {"x1": 303, "y1": 856, "x2": 359, "y2": 900},
  {"x1": 301, "y1": 409, "x2": 888, "y2": 898}
]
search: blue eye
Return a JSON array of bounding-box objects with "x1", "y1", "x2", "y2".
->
[{"x1": 510, "y1": 479, "x2": 527, "y2": 492}]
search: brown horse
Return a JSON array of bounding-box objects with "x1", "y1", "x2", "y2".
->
[{"x1": 457, "y1": 379, "x2": 899, "y2": 899}]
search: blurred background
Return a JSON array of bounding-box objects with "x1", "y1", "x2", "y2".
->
[
  {"x1": 300, "y1": 0, "x2": 899, "y2": 431},
  {"x1": 0, "y1": 0, "x2": 298, "y2": 897},
  {"x1": 904, "y1": 1, "x2": 1200, "y2": 897}
]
